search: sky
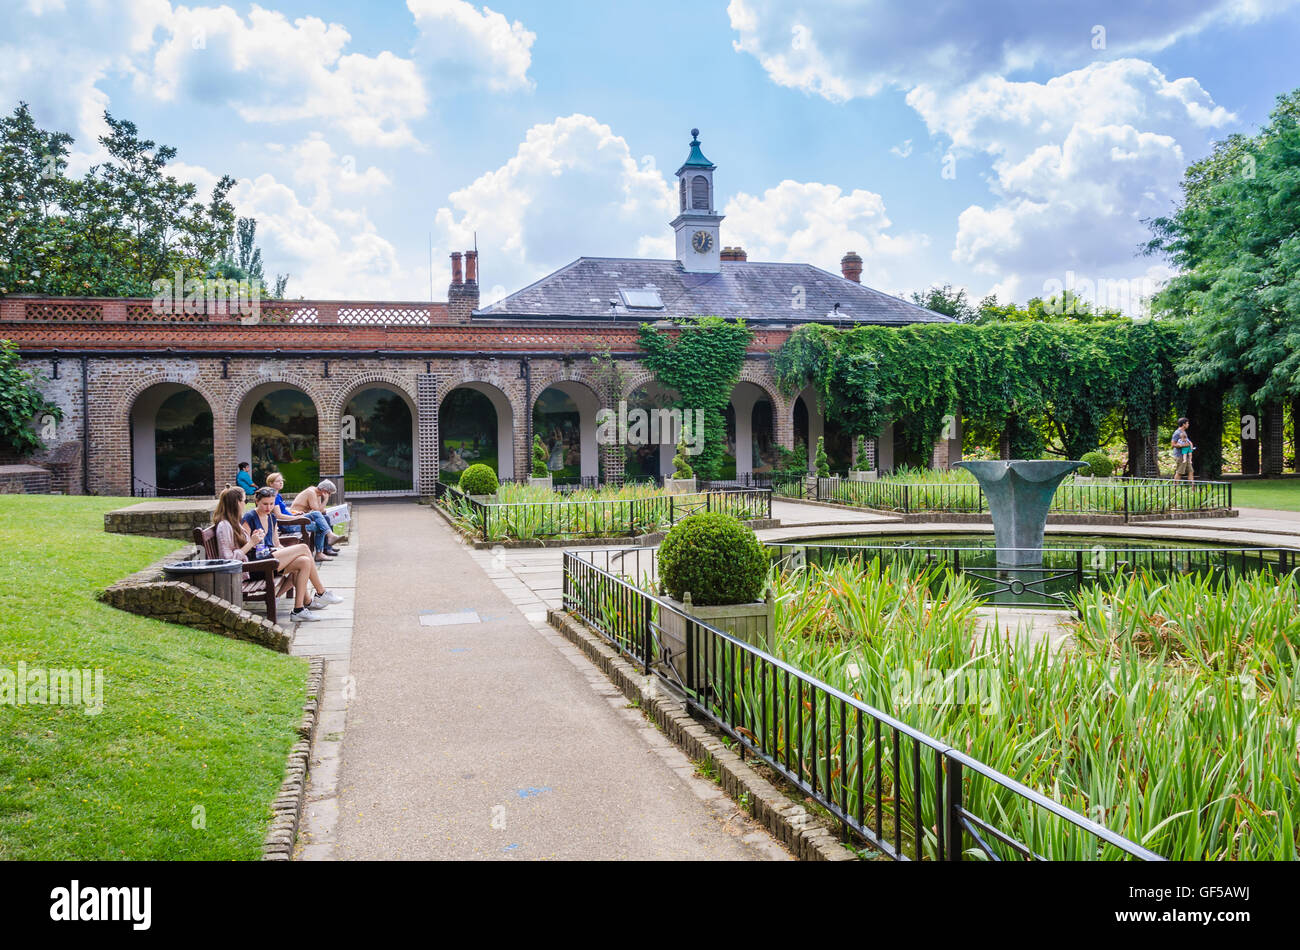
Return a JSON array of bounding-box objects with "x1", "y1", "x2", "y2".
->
[{"x1": 2, "y1": 0, "x2": 1298, "y2": 311}]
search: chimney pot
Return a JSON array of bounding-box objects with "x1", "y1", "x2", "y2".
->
[
  {"x1": 450, "y1": 252, "x2": 463, "y2": 286},
  {"x1": 465, "y1": 250, "x2": 478, "y2": 284},
  {"x1": 841, "y1": 250, "x2": 863, "y2": 283}
]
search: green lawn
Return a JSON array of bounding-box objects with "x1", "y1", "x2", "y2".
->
[
  {"x1": 1228, "y1": 477, "x2": 1300, "y2": 511},
  {"x1": 0, "y1": 496, "x2": 309, "y2": 859}
]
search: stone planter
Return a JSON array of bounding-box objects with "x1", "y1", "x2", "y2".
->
[
  {"x1": 655, "y1": 590, "x2": 775, "y2": 687},
  {"x1": 664, "y1": 477, "x2": 697, "y2": 495},
  {"x1": 848, "y1": 469, "x2": 878, "y2": 482},
  {"x1": 528, "y1": 475, "x2": 553, "y2": 491}
]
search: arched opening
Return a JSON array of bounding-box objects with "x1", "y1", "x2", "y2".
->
[
  {"x1": 440, "y1": 382, "x2": 514, "y2": 484},
  {"x1": 726, "y1": 382, "x2": 776, "y2": 481},
  {"x1": 691, "y1": 174, "x2": 710, "y2": 210},
  {"x1": 130, "y1": 383, "x2": 214, "y2": 496},
  {"x1": 342, "y1": 385, "x2": 416, "y2": 494},
  {"x1": 532, "y1": 381, "x2": 599, "y2": 484},
  {"x1": 237, "y1": 384, "x2": 320, "y2": 493},
  {"x1": 623, "y1": 380, "x2": 681, "y2": 481}
]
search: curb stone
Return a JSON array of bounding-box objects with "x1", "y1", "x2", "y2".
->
[{"x1": 262, "y1": 657, "x2": 325, "y2": 860}]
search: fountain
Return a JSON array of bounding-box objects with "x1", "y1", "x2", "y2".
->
[{"x1": 954, "y1": 460, "x2": 1086, "y2": 566}]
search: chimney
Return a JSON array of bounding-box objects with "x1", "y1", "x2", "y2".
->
[
  {"x1": 840, "y1": 251, "x2": 862, "y2": 283},
  {"x1": 448, "y1": 250, "x2": 479, "y2": 325},
  {"x1": 720, "y1": 246, "x2": 747, "y2": 262}
]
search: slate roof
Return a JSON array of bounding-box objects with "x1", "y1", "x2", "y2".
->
[{"x1": 475, "y1": 257, "x2": 953, "y2": 325}]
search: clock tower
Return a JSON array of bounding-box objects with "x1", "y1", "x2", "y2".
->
[{"x1": 672, "y1": 129, "x2": 723, "y2": 273}]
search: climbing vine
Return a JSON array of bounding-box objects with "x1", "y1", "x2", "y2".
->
[
  {"x1": 774, "y1": 320, "x2": 1188, "y2": 469},
  {"x1": 638, "y1": 317, "x2": 753, "y2": 480}
]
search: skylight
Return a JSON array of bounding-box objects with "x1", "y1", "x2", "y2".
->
[{"x1": 619, "y1": 288, "x2": 664, "y2": 310}]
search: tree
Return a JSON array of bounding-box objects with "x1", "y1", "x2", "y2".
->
[
  {"x1": 1149, "y1": 90, "x2": 1300, "y2": 409},
  {"x1": 910, "y1": 283, "x2": 976, "y2": 322},
  {"x1": 0, "y1": 340, "x2": 61, "y2": 456},
  {"x1": 0, "y1": 102, "x2": 283, "y2": 299}
]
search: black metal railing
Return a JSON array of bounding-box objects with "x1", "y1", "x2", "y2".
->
[
  {"x1": 562, "y1": 550, "x2": 1162, "y2": 861},
  {"x1": 441, "y1": 486, "x2": 773, "y2": 541},
  {"x1": 816, "y1": 475, "x2": 1233, "y2": 520},
  {"x1": 768, "y1": 540, "x2": 1295, "y2": 610}
]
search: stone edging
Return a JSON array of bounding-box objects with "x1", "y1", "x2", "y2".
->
[
  {"x1": 262, "y1": 656, "x2": 325, "y2": 861},
  {"x1": 548, "y1": 609, "x2": 855, "y2": 861},
  {"x1": 99, "y1": 550, "x2": 291, "y2": 652},
  {"x1": 429, "y1": 499, "x2": 778, "y2": 549}
]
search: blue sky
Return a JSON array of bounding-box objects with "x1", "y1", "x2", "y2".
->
[{"x1": 3, "y1": 0, "x2": 1298, "y2": 309}]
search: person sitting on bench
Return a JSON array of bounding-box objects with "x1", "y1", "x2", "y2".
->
[
  {"x1": 235, "y1": 462, "x2": 256, "y2": 496},
  {"x1": 213, "y1": 487, "x2": 342, "y2": 623},
  {"x1": 290, "y1": 479, "x2": 341, "y2": 562},
  {"x1": 264, "y1": 471, "x2": 308, "y2": 544}
]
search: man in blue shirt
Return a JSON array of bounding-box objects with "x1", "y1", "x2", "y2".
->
[{"x1": 235, "y1": 462, "x2": 256, "y2": 496}]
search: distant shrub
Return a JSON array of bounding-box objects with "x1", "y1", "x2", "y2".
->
[
  {"x1": 659, "y1": 512, "x2": 768, "y2": 606},
  {"x1": 531, "y1": 435, "x2": 549, "y2": 478},
  {"x1": 671, "y1": 438, "x2": 695, "y2": 479},
  {"x1": 1079, "y1": 451, "x2": 1114, "y2": 477},
  {"x1": 459, "y1": 463, "x2": 499, "y2": 495}
]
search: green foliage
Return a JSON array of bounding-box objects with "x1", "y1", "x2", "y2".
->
[
  {"x1": 814, "y1": 436, "x2": 830, "y2": 476},
  {"x1": 671, "y1": 437, "x2": 694, "y2": 479},
  {"x1": 0, "y1": 102, "x2": 281, "y2": 298},
  {"x1": 1079, "y1": 451, "x2": 1114, "y2": 477},
  {"x1": 530, "y1": 434, "x2": 549, "y2": 478},
  {"x1": 775, "y1": 320, "x2": 1185, "y2": 467},
  {"x1": 459, "y1": 463, "x2": 499, "y2": 495},
  {"x1": 0, "y1": 340, "x2": 61, "y2": 455},
  {"x1": 659, "y1": 512, "x2": 769, "y2": 606},
  {"x1": 1149, "y1": 89, "x2": 1300, "y2": 407},
  {"x1": 637, "y1": 316, "x2": 753, "y2": 480}
]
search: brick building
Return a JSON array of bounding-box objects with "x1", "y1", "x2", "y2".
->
[{"x1": 3, "y1": 131, "x2": 953, "y2": 497}]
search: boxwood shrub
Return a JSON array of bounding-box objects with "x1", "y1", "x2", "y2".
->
[
  {"x1": 1079, "y1": 451, "x2": 1114, "y2": 477},
  {"x1": 659, "y1": 512, "x2": 768, "y2": 606},
  {"x1": 459, "y1": 463, "x2": 499, "y2": 495}
]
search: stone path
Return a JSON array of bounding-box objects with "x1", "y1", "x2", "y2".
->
[{"x1": 319, "y1": 500, "x2": 789, "y2": 861}]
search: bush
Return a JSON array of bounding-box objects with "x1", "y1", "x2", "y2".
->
[
  {"x1": 459, "y1": 463, "x2": 499, "y2": 495},
  {"x1": 814, "y1": 436, "x2": 830, "y2": 477},
  {"x1": 1079, "y1": 451, "x2": 1113, "y2": 477},
  {"x1": 659, "y1": 512, "x2": 769, "y2": 606},
  {"x1": 531, "y1": 435, "x2": 549, "y2": 478},
  {"x1": 671, "y1": 438, "x2": 694, "y2": 479}
]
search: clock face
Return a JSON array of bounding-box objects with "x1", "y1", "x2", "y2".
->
[{"x1": 691, "y1": 230, "x2": 714, "y2": 253}]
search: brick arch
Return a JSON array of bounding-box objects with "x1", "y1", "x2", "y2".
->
[
  {"x1": 224, "y1": 370, "x2": 327, "y2": 419},
  {"x1": 619, "y1": 370, "x2": 661, "y2": 402},
  {"x1": 114, "y1": 372, "x2": 221, "y2": 424},
  {"x1": 530, "y1": 372, "x2": 602, "y2": 408},
  {"x1": 326, "y1": 371, "x2": 418, "y2": 417}
]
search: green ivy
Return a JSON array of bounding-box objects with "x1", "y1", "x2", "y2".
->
[
  {"x1": 0, "y1": 340, "x2": 61, "y2": 456},
  {"x1": 774, "y1": 320, "x2": 1188, "y2": 464},
  {"x1": 638, "y1": 316, "x2": 753, "y2": 480}
]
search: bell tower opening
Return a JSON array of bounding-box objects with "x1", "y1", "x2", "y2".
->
[{"x1": 671, "y1": 128, "x2": 724, "y2": 274}]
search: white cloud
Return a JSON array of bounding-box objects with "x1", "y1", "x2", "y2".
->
[
  {"x1": 890, "y1": 139, "x2": 912, "y2": 159},
  {"x1": 147, "y1": 4, "x2": 427, "y2": 147},
  {"x1": 727, "y1": 0, "x2": 1298, "y2": 98},
  {"x1": 408, "y1": 0, "x2": 536, "y2": 92},
  {"x1": 433, "y1": 114, "x2": 675, "y2": 295},
  {"x1": 722, "y1": 180, "x2": 929, "y2": 288},
  {"x1": 912, "y1": 60, "x2": 1234, "y2": 311}
]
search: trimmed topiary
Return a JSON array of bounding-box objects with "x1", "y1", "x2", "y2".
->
[
  {"x1": 659, "y1": 512, "x2": 769, "y2": 606},
  {"x1": 814, "y1": 436, "x2": 830, "y2": 477},
  {"x1": 459, "y1": 463, "x2": 499, "y2": 495},
  {"x1": 671, "y1": 437, "x2": 695, "y2": 479},
  {"x1": 1079, "y1": 451, "x2": 1114, "y2": 477},
  {"x1": 531, "y1": 434, "x2": 549, "y2": 478}
]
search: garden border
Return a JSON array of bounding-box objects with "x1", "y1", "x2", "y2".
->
[{"x1": 262, "y1": 656, "x2": 325, "y2": 860}]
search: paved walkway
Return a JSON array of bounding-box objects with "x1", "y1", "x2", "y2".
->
[{"x1": 325, "y1": 501, "x2": 788, "y2": 861}]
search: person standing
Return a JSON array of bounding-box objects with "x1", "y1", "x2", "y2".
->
[{"x1": 1171, "y1": 417, "x2": 1195, "y2": 483}]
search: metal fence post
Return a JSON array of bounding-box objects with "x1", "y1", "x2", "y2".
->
[
  {"x1": 946, "y1": 757, "x2": 963, "y2": 861},
  {"x1": 1123, "y1": 486, "x2": 1129, "y2": 523},
  {"x1": 641, "y1": 589, "x2": 652, "y2": 675}
]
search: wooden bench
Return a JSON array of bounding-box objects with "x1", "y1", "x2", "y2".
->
[{"x1": 192, "y1": 525, "x2": 295, "y2": 624}]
